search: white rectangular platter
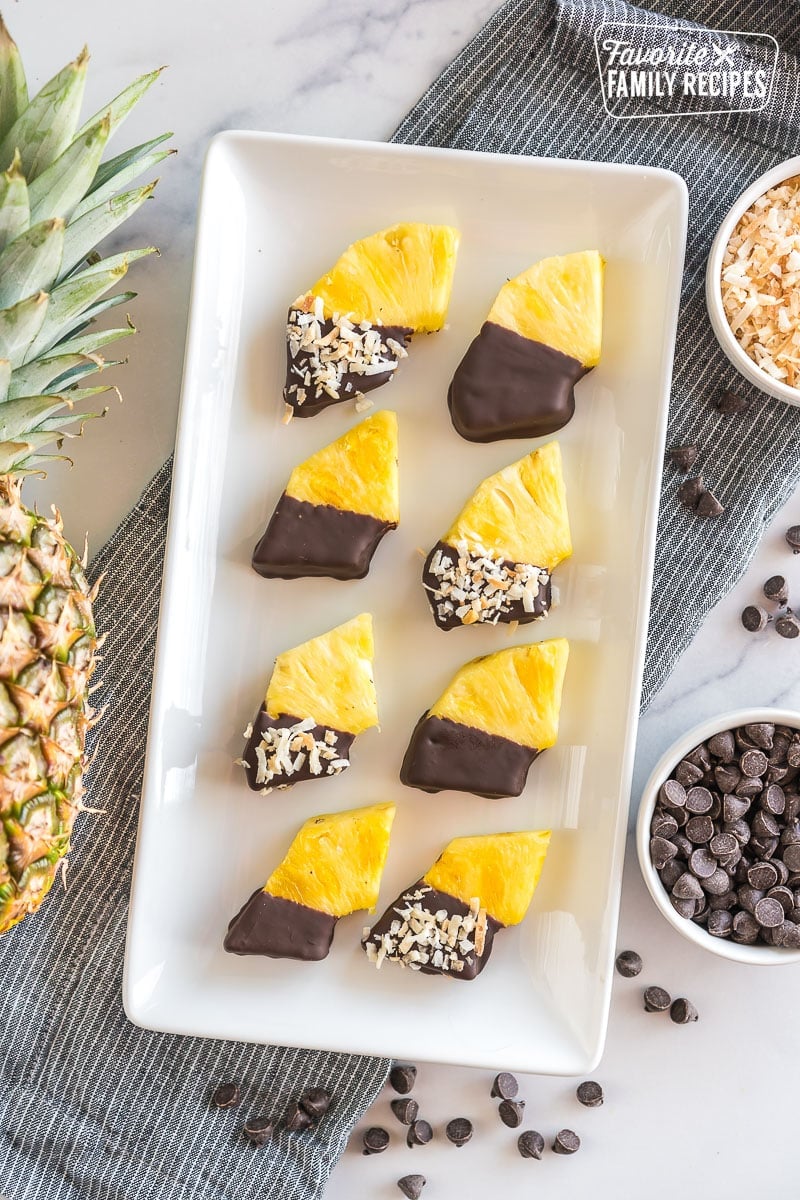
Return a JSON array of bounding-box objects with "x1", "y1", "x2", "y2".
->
[{"x1": 124, "y1": 131, "x2": 687, "y2": 1074}]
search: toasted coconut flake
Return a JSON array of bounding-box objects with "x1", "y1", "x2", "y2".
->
[
  {"x1": 362, "y1": 885, "x2": 490, "y2": 974},
  {"x1": 426, "y1": 540, "x2": 549, "y2": 626},
  {"x1": 239, "y1": 717, "x2": 348, "y2": 786},
  {"x1": 284, "y1": 304, "x2": 406, "y2": 407}
]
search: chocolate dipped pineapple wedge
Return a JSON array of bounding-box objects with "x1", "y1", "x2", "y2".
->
[
  {"x1": 363, "y1": 830, "x2": 550, "y2": 980},
  {"x1": 401, "y1": 638, "x2": 568, "y2": 798},
  {"x1": 284, "y1": 222, "x2": 459, "y2": 418},
  {"x1": 449, "y1": 250, "x2": 604, "y2": 441},
  {"x1": 423, "y1": 441, "x2": 571, "y2": 629},
  {"x1": 253, "y1": 411, "x2": 399, "y2": 580},
  {"x1": 240, "y1": 614, "x2": 378, "y2": 793},
  {"x1": 226, "y1": 801, "x2": 396, "y2": 960}
]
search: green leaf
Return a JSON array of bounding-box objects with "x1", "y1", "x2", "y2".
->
[
  {"x1": 0, "y1": 393, "x2": 71, "y2": 442},
  {"x1": 0, "y1": 358, "x2": 10, "y2": 403},
  {"x1": 52, "y1": 321, "x2": 136, "y2": 356},
  {"x1": 60, "y1": 182, "x2": 155, "y2": 278},
  {"x1": 0, "y1": 292, "x2": 48, "y2": 367},
  {"x1": 7, "y1": 352, "x2": 101, "y2": 399},
  {"x1": 0, "y1": 17, "x2": 28, "y2": 145},
  {"x1": 25, "y1": 248, "x2": 153, "y2": 360},
  {"x1": 28, "y1": 116, "x2": 110, "y2": 224},
  {"x1": 0, "y1": 218, "x2": 64, "y2": 309},
  {"x1": 0, "y1": 47, "x2": 89, "y2": 180},
  {"x1": 0, "y1": 152, "x2": 29, "y2": 254},
  {"x1": 84, "y1": 133, "x2": 173, "y2": 202},
  {"x1": 52, "y1": 290, "x2": 136, "y2": 346},
  {"x1": 72, "y1": 150, "x2": 171, "y2": 223},
  {"x1": 76, "y1": 67, "x2": 165, "y2": 143}
]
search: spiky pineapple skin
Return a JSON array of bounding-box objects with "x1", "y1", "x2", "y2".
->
[{"x1": 0, "y1": 479, "x2": 97, "y2": 933}]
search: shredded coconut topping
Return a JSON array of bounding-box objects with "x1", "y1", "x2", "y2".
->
[
  {"x1": 284, "y1": 298, "x2": 408, "y2": 407},
  {"x1": 722, "y1": 175, "x2": 800, "y2": 388},
  {"x1": 363, "y1": 885, "x2": 488, "y2": 974},
  {"x1": 241, "y1": 715, "x2": 349, "y2": 793},
  {"x1": 424, "y1": 540, "x2": 549, "y2": 626}
]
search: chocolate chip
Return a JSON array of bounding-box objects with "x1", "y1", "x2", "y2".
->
[
  {"x1": 686, "y1": 744, "x2": 712, "y2": 771},
  {"x1": 786, "y1": 525, "x2": 800, "y2": 553},
  {"x1": 745, "y1": 722, "x2": 775, "y2": 750},
  {"x1": 697, "y1": 490, "x2": 724, "y2": 518},
  {"x1": 702, "y1": 868, "x2": 733, "y2": 896},
  {"x1": 300, "y1": 1087, "x2": 331, "y2": 1121},
  {"x1": 741, "y1": 749, "x2": 769, "y2": 778},
  {"x1": 747, "y1": 862, "x2": 778, "y2": 890},
  {"x1": 784, "y1": 844, "x2": 800, "y2": 871},
  {"x1": 751, "y1": 835, "x2": 780, "y2": 860},
  {"x1": 715, "y1": 388, "x2": 749, "y2": 415},
  {"x1": 643, "y1": 985, "x2": 671, "y2": 1012},
  {"x1": 741, "y1": 605, "x2": 769, "y2": 632},
  {"x1": 782, "y1": 922, "x2": 800, "y2": 947},
  {"x1": 445, "y1": 1118, "x2": 473, "y2": 1147},
  {"x1": 498, "y1": 1100, "x2": 525, "y2": 1128},
  {"x1": 754, "y1": 896, "x2": 785, "y2": 928},
  {"x1": 390, "y1": 1065, "x2": 417, "y2": 1095},
  {"x1": 708, "y1": 909, "x2": 733, "y2": 937},
  {"x1": 709, "y1": 832, "x2": 737, "y2": 858},
  {"x1": 553, "y1": 1129, "x2": 581, "y2": 1155},
  {"x1": 675, "y1": 759, "x2": 704, "y2": 787},
  {"x1": 732, "y1": 910, "x2": 760, "y2": 943},
  {"x1": 763, "y1": 576, "x2": 789, "y2": 605},
  {"x1": 678, "y1": 476, "x2": 706, "y2": 508},
  {"x1": 671, "y1": 894, "x2": 699, "y2": 919},
  {"x1": 708, "y1": 890, "x2": 737, "y2": 910},
  {"x1": 689, "y1": 848, "x2": 718, "y2": 879},
  {"x1": 660, "y1": 779, "x2": 687, "y2": 809},
  {"x1": 285, "y1": 1101, "x2": 314, "y2": 1132},
  {"x1": 614, "y1": 950, "x2": 642, "y2": 978},
  {"x1": 736, "y1": 775, "x2": 763, "y2": 799},
  {"x1": 397, "y1": 1175, "x2": 426, "y2": 1199},
  {"x1": 243, "y1": 1115, "x2": 274, "y2": 1147},
  {"x1": 490, "y1": 1071, "x2": 519, "y2": 1099},
  {"x1": 788, "y1": 741, "x2": 800, "y2": 768},
  {"x1": 363, "y1": 1126, "x2": 390, "y2": 1155},
  {"x1": 651, "y1": 836, "x2": 679, "y2": 869},
  {"x1": 391, "y1": 1098, "x2": 419, "y2": 1126},
  {"x1": 210, "y1": 1081, "x2": 239, "y2": 1109},
  {"x1": 738, "y1": 884, "x2": 765, "y2": 914},
  {"x1": 660, "y1": 860, "x2": 685, "y2": 889},
  {"x1": 686, "y1": 815, "x2": 714, "y2": 844},
  {"x1": 517, "y1": 1130, "x2": 545, "y2": 1160},
  {"x1": 406, "y1": 1120, "x2": 432, "y2": 1149},
  {"x1": 762, "y1": 785, "x2": 786, "y2": 816},
  {"x1": 708, "y1": 730, "x2": 736, "y2": 761},
  {"x1": 673, "y1": 833, "x2": 693, "y2": 858},
  {"x1": 767, "y1": 885, "x2": 794, "y2": 913},
  {"x1": 776, "y1": 614, "x2": 800, "y2": 640},
  {"x1": 686, "y1": 786, "x2": 713, "y2": 814},
  {"x1": 652, "y1": 812, "x2": 679, "y2": 838},
  {"x1": 752, "y1": 809, "x2": 780, "y2": 838},
  {"x1": 672, "y1": 872, "x2": 704, "y2": 901},
  {"x1": 717, "y1": 766, "x2": 743, "y2": 795},
  {"x1": 723, "y1": 794, "x2": 749, "y2": 822},
  {"x1": 670, "y1": 998, "x2": 699, "y2": 1024},
  {"x1": 576, "y1": 1080, "x2": 604, "y2": 1107}
]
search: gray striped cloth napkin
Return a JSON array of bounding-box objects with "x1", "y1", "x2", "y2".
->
[{"x1": 2, "y1": 2, "x2": 799, "y2": 1198}]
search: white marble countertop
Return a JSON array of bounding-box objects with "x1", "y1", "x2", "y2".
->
[{"x1": 15, "y1": 1, "x2": 800, "y2": 1195}]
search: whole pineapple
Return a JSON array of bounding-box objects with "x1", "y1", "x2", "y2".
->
[{"x1": 0, "y1": 18, "x2": 172, "y2": 933}]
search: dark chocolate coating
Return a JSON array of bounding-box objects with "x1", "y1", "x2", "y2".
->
[
  {"x1": 448, "y1": 321, "x2": 590, "y2": 442},
  {"x1": 284, "y1": 313, "x2": 412, "y2": 417},
  {"x1": 365, "y1": 881, "x2": 503, "y2": 980},
  {"x1": 224, "y1": 888, "x2": 337, "y2": 960},
  {"x1": 252, "y1": 494, "x2": 395, "y2": 581},
  {"x1": 400, "y1": 714, "x2": 539, "y2": 799},
  {"x1": 242, "y1": 709, "x2": 355, "y2": 791},
  {"x1": 422, "y1": 540, "x2": 551, "y2": 630}
]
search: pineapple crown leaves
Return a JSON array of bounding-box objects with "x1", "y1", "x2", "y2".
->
[{"x1": 0, "y1": 15, "x2": 174, "y2": 475}]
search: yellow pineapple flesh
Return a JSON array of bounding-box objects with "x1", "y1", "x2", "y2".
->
[
  {"x1": 305, "y1": 222, "x2": 460, "y2": 331},
  {"x1": 424, "y1": 830, "x2": 551, "y2": 925},
  {"x1": 285, "y1": 410, "x2": 398, "y2": 524},
  {"x1": 489, "y1": 250, "x2": 604, "y2": 366},
  {"x1": 264, "y1": 801, "x2": 396, "y2": 916}
]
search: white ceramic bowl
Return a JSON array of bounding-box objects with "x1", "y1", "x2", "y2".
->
[
  {"x1": 636, "y1": 707, "x2": 800, "y2": 964},
  {"x1": 706, "y1": 155, "x2": 800, "y2": 405}
]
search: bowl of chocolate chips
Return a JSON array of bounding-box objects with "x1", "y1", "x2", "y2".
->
[{"x1": 637, "y1": 710, "x2": 800, "y2": 963}]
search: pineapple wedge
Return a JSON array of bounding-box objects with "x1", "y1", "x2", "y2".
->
[
  {"x1": 225, "y1": 802, "x2": 396, "y2": 960},
  {"x1": 241, "y1": 614, "x2": 378, "y2": 793},
  {"x1": 401, "y1": 638, "x2": 569, "y2": 798},
  {"x1": 284, "y1": 222, "x2": 460, "y2": 418},
  {"x1": 423, "y1": 441, "x2": 571, "y2": 629},
  {"x1": 449, "y1": 250, "x2": 604, "y2": 442},
  {"x1": 253, "y1": 411, "x2": 399, "y2": 580},
  {"x1": 363, "y1": 829, "x2": 551, "y2": 980}
]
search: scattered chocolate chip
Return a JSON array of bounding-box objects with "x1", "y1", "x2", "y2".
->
[
  {"x1": 678, "y1": 476, "x2": 706, "y2": 508},
  {"x1": 776, "y1": 614, "x2": 800, "y2": 640},
  {"x1": 243, "y1": 1115, "x2": 274, "y2": 1146},
  {"x1": 670, "y1": 998, "x2": 699, "y2": 1024},
  {"x1": 498, "y1": 1099, "x2": 525, "y2": 1128},
  {"x1": 397, "y1": 1175, "x2": 426, "y2": 1199},
  {"x1": 669, "y1": 444, "x2": 699, "y2": 471},
  {"x1": 406, "y1": 1120, "x2": 433, "y2": 1149},
  {"x1": 576, "y1": 1080, "x2": 604, "y2": 1107},
  {"x1": 363, "y1": 1126, "x2": 390, "y2": 1155},
  {"x1": 553, "y1": 1129, "x2": 581, "y2": 1155},
  {"x1": 285, "y1": 1102, "x2": 314, "y2": 1132},
  {"x1": 741, "y1": 605, "x2": 769, "y2": 632},
  {"x1": 490, "y1": 1071, "x2": 519, "y2": 1099},
  {"x1": 391, "y1": 1098, "x2": 419, "y2": 1126},
  {"x1": 786, "y1": 525, "x2": 800, "y2": 554},
  {"x1": 210, "y1": 1081, "x2": 240, "y2": 1109},
  {"x1": 697, "y1": 490, "x2": 724, "y2": 518},
  {"x1": 517, "y1": 1130, "x2": 545, "y2": 1159},
  {"x1": 390, "y1": 1065, "x2": 417, "y2": 1095},
  {"x1": 300, "y1": 1087, "x2": 331, "y2": 1121},
  {"x1": 445, "y1": 1117, "x2": 473, "y2": 1147},
  {"x1": 643, "y1": 985, "x2": 671, "y2": 1012},
  {"x1": 715, "y1": 388, "x2": 749, "y2": 415}
]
